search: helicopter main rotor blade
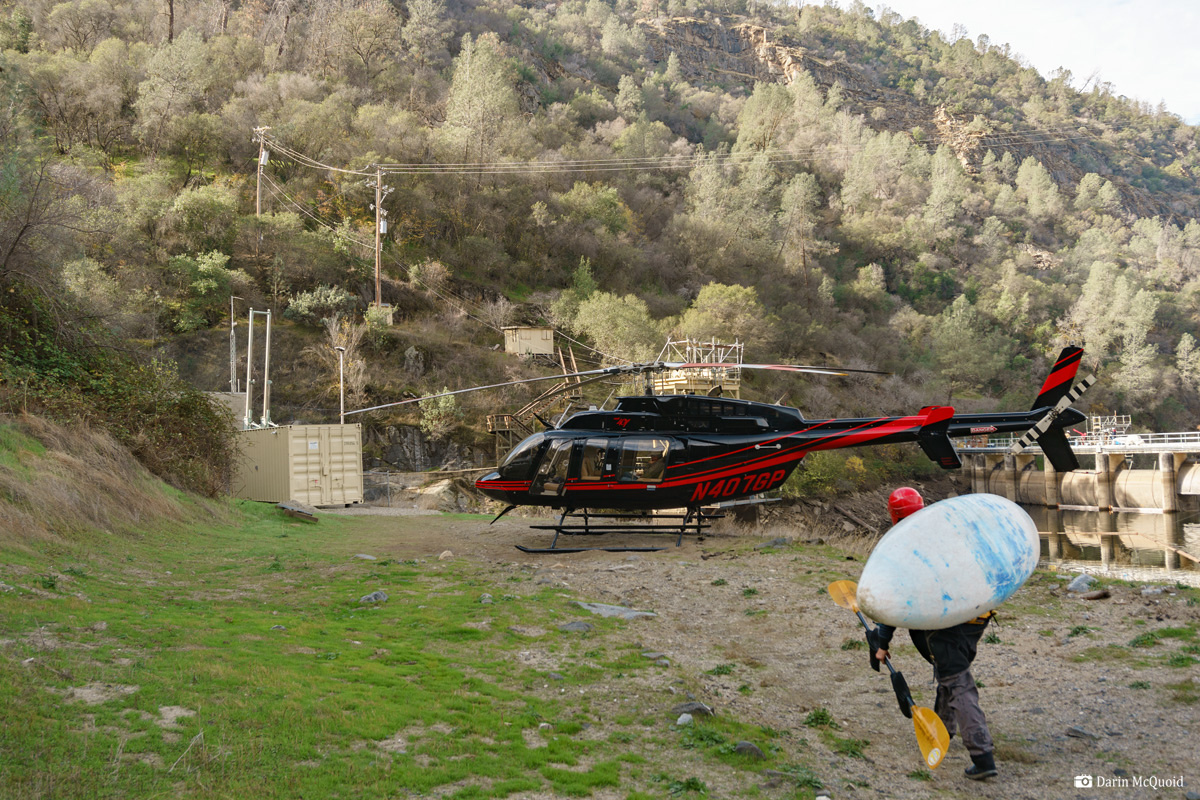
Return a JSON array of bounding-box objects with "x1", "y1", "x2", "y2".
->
[
  {"x1": 344, "y1": 359, "x2": 887, "y2": 417},
  {"x1": 664, "y1": 362, "x2": 891, "y2": 377},
  {"x1": 344, "y1": 365, "x2": 625, "y2": 416}
]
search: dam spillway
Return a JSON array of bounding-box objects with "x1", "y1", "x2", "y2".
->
[{"x1": 959, "y1": 432, "x2": 1200, "y2": 512}]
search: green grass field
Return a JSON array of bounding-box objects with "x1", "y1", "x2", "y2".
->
[{"x1": 0, "y1": 500, "x2": 814, "y2": 799}]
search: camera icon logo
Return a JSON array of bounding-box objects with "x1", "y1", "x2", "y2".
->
[{"x1": 1075, "y1": 775, "x2": 1094, "y2": 788}]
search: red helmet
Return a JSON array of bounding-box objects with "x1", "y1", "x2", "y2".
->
[{"x1": 887, "y1": 487, "x2": 924, "y2": 524}]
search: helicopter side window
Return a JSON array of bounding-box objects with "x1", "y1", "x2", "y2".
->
[
  {"x1": 579, "y1": 439, "x2": 607, "y2": 481},
  {"x1": 618, "y1": 438, "x2": 670, "y2": 483},
  {"x1": 532, "y1": 439, "x2": 572, "y2": 496}
]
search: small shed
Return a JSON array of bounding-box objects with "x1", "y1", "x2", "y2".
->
[
  {"x1": 503, "y1": 326, "x2": 555, "y2": 356},
  {"x1": 232, "y1": 424, "x2": 363, "y2": 506}
]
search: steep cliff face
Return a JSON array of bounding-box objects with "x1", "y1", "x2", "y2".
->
[{"x1": 639, "y1": 16, "x2": 1197, "y2": 222}]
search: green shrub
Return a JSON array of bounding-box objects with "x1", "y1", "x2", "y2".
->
[
  {"x1": 283, "y1": 285, "x2": 358, "y2": 326},
  {"x1": 782, "y1": 451, "x2": 855, "y2": 498},
  {"x1": 0, "y1": 284, "x2": 234, "y2": 496},
  {"x1": 803, "y1": 708, "x2": 838, "y2": 729}
]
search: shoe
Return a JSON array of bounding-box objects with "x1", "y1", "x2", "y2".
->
[{"x1": 964, "y1": 752, "x2": 998, "y2": 781}]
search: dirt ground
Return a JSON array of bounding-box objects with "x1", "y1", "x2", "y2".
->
[{"x1": 329, "y1": 488, "x2": 1200, "y2": 800}]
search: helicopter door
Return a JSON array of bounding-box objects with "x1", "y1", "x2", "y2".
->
[
  {"x1": 618, "y1": 438, "x2": 671, "y2": 483},
  {"x1": 531, "y1": 439, "x2": 572, "y2": 496},
  {"x1": 578, "y1": 439, "x2": 608, "y2": 481}
]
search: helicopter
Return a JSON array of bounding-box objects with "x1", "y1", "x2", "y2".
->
[{"x1": 348, "y1": 347, "x2": 1093, "y2": 552}]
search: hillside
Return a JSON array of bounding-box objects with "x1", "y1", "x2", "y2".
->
[{"x1": 2, "y1": 0, "x2": 1200, "y2": 470}]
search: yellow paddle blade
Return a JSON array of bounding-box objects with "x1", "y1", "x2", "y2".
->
[
  {"x1": 826, "y1": 580, "x2": 860, "y2": 613},
  {"x1": 912, "y1": 706, "x2": 950, "y2": 770}
]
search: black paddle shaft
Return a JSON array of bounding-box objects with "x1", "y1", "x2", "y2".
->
[{"x1": 853, "y1": 610, "x2": 915, "y2": 719}]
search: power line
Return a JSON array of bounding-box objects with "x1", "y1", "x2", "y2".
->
[
  {"x1": 259, "y1": 119, "x2": 1145, "y2": 180},
  {"x1": 262, "y1": 171, "x2": 627, "y2": 366}
]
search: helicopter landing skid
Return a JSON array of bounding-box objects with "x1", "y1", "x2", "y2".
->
[{"x1": 516, "y1": 508, "x2": 721, "y2": 553}]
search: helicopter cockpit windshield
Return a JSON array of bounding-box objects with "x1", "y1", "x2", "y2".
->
[{"x1": 500, "y1": 432, "x2": 546, "y2": 478}]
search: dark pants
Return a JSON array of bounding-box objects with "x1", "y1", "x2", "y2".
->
[{"x1": 910, "y1": 621, "x2": 994, "y2": 757}]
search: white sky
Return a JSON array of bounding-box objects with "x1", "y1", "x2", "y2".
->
[{"x1": 871, "y1": 1, "x2": 1200, "y2": 125}]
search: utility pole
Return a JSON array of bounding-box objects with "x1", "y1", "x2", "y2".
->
[
  {"x1": 366, "y1": 166, "x2": 392, "y2": 309},
  {"x1": 335, "y1": 346, "x2": 346, "y2": 425},
  {"x1": 261, "y1": 309, "x2": 273, "y2": 427},
  {"x1": 243, "y1": 308, "x2": 255, "y2": 430},
  {"x1": 253, "y1": 126, "x2": 270, "y2": 217},
  {"x1": 374, "y1": 166, "x2": 382, "y2": 308},
  {"x1": 229, "y1": 295, "x2": 243, "y2": 394},
  {"x1": 253, "y1": 126, "x2": 270, "y2": 257}
]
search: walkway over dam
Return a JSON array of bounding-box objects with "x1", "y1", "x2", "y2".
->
[{"x1": 958, "y1": 430, "x2": 1200, "y2": 512}]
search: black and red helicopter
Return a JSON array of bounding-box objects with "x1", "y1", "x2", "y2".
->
[{"x1": 348, "y1": 347, "x2": 1092, "y2": 552}]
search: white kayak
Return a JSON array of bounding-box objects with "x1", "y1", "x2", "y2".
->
[{"x1": 857, "y1": 493, "x2": 1039, "y2": 629}]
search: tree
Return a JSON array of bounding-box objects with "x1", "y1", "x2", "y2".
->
[
  {"x1": 161, "y1": 251, "x2": 251, "y2": 332},
  {"x1": 1015, "y1": 156, "x2": 1063, "y2": 225},
  {"x1": 778, "y1": 172, "x2": 836, "y2": 287},
  {"x1": 1060, "y1": 261, "x2": 1158, "y2": 370},
  {"x1": 549, "y1": 257, "x2": 598, "y2": 328},
  {"x1": 19, "y1": 51, "x2": 90, "y2": 153},
  {"x1": 734, "y1": 83, "x2": 794, "y2": 152},
  {"x1": 135, "y1": 31, "x2": 208, "y2": 155},
  {"x1": 0, "y1": 7, "x2": 33, "y2": 52},
  {"x1": 305, "y1": 313, "x2": 368, "y2": 406},
  {"x1": 923, "y1": 145, "x2": 970, "y2": 235},
  {"x1": 678, "y1": 283, "x2": 776, "y2": 345},
  {"x1": 571, "y1": 292, "x2": 662, "y2": 363},
  {"x1": 1111, "y1": 328, "x2": 1158, "y2": 404},
  {"x1": 165, "y1": 113, "x2": 223, "y2": 186},
  {"x1": 335, "y1": 0, "x2": 400, "y2": 82},
  {"x1": 1176, "y1": 333, "x2": 1200, "y2": 394},
  {"x1": 441, "y1": 33, "x2": 519, "y2": 163},
  {"x1": 614, "y1": 75, "x2": 642, "y2": 119},
  {"x1": 166, "y1": 183, "x2": 239, "y2": 254},
  {"x1": 45, "y1": 0, "x2": 114, "y2": 56},
  {"x1": 401, "y1": 0, "x2": 451, "y2": 68},
  {"x1": 599, "y1": 15, "x2": 644, "y2": 59},
  {"x1": 420, "y1": 388, "x2": 463, "y2": 439},
  {"x1": 930, "y1": 295, "x2": 1013, "y2": 402},
  {"x1": 1074, "y1": 172, "x2": 1121, "y2": 215},
  {"x1": 555, "y1": 182, "x2": 632, "y2": 235},
  {"x1": 0, "y1": 150, "x2": 83, "y2": 287}
]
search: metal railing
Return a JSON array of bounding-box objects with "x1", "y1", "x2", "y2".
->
[{"x1": 959, "y1": 430, "x2": 1200, "y2": 455}]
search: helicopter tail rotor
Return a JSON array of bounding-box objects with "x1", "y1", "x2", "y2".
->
[{"x1": 1009, "y1": 373, "x2": 1096, "y2": 471}]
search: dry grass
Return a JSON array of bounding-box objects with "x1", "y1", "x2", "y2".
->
[
  {"x1": 994, "y1": 741, "x2": 1040, "y2": 764},
  {"x1": 0, "y1": 414, "x2": 221, "y2": 544}
]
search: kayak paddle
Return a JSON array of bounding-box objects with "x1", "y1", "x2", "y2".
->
[{"x1": 827, "y1": 579, "x2": 950, "y2": 770}]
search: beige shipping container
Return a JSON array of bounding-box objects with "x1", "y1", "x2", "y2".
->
[{"x1": 232, "y1": 424, "x2": 363, "y2": 506}]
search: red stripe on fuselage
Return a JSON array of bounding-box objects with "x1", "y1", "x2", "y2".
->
[{"x1": 482, "y1": 414, "x2": 927, "y2": 499}]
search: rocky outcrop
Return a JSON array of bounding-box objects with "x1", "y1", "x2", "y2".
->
[
  {"x1": 365, "y1": 424, "x2": 486, "y2": 472},
  {"x1": 639, "y1": 17, "x2": 885, "y2": 98},
  {"x1": 932, "y1": 105, "x2": 987, "y2": 174}
]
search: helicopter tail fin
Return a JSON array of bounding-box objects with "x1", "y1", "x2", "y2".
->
[
  {"x1": 917, "y1": 405, "x2": 961, "y2": 470},
  {"x1": 1033, "y1": 428, "x2": 1079, "y2": 472},
  {"x1": 1031, "y1": 346, "x2": 1084, "y2": 410}
]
